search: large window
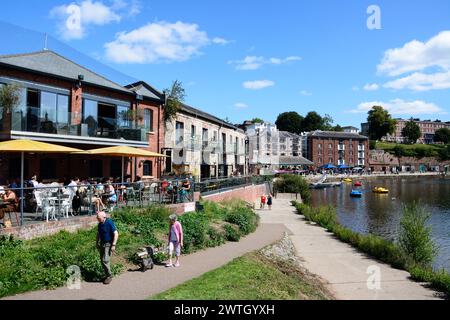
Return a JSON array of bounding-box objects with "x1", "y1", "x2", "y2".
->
[
  {"x1": 117, "y1": 105, "x2": 130, "y2": 128},
  {"x1": 144, "y1": 109, "x2": 153, "y2": 131},
  {"x1": 191, "y1": 125, "x2": 196, "y2": 150},
  {"x1": 143, "y1": 160, "x2": 153, "y2": 176},
  {"x1": 176, "y1": 121, "x2": 184, "y2": 146}
]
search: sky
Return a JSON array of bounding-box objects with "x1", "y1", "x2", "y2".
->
[{"x1": 1, "y1": 0, "x2": 450, "y2": 129}]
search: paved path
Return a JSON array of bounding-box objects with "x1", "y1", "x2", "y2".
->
[
  {"x1": 259, "y1": 198, "x2": 444, "y2": 300},
  {"x1": 4, "y1": 223, "x2": 287, "y2": 300}
]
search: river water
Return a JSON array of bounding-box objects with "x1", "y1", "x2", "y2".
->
[{"x1": 311, "y1": 176, "x2": 450, "y2": 272}]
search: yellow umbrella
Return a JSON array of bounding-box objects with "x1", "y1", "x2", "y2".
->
[
  {"x1": 74, "y1": 146, "x2": 167, "y2": 183},
  {"x1": 0, "y1": 139, "x2": 82, "y2": 225}
]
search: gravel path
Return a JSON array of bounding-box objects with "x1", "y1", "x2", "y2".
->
[{"x1": 4, "y1": 223, "x2": 287, "y2": 300}]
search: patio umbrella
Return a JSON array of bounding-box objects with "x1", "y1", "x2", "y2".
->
[
  {"x1": 321, "y1": 164, "x2": 337, "y2": 169},
  {"x1": 338, "y1": 165, "x2": 351, "y2": 169},
  {"x1": 73, "y1": 146, "x2": 167, "y2": 184},
  {"x1": 0, "y1": 139, "x2": 82, "y2": 225},
  {"x1": 353, "y1": 167, "x2": 363, "y2": 171}
]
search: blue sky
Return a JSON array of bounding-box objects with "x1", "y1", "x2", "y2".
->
[{"x1": 1, "y1": 0, "x2": 450, "y2": 128}]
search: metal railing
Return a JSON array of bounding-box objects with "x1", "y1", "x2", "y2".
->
[
  {"x1": 0, "y1": 179, "x2": 195, "y2": 228},
  {"x1": 195, "y1": 175, "x2": 273, "y2": 195}
]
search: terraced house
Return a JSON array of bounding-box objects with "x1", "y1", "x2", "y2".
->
[
  {"x1": 0, "y1": 51, "x2": 165, "y2": 180},
  {"x1": 163, "y1": 104, "x2": 247, "y2": 180}
]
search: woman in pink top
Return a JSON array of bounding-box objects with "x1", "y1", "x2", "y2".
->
[{"x1": 167, "y1": 214, "x2": 184, "y2": 267}]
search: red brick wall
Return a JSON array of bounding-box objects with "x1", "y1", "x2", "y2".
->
[
  {"x1": 309, "y1": 137, "x2": 369, "y2": 167},
  {"x1": 203, "y1": 184, "x2": 267, "y2": 203}
]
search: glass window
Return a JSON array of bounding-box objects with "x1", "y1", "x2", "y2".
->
[
  {"x1": 143, "y1": 160, "x2": 153, "y2": 176},
  {"x1": 57, "y1": 95, "x2": 69, "y2": 124},
  {"x1": 176, "y1": 121, "x2": 184, "y2": 146},
  {"x1": 27, "y1": 89, "x2": 39, "y2": 108},
  {"x1": 144, "y1": 109, "x2": 153, "y2": 131},
  {"x1": 117, "y1": 105, "x2": 130, "y2": 128},
  {"x1": 40, "y1": 91, "x2": 57, "y2": 123},
  {"x1": 83, "y1": 99, "x2": 98, "y2": 122}
]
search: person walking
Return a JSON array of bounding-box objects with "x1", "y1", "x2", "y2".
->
[
  {"x1": 260, "y1": 194, "x2": 267, "y2": 210},
  {"x1": 267, "y1": 194, "x2": 273, "y2": 210},
  {"x1": 96, "y1": 211, "x2": 119, "y2": 284},
  {"x1": 166, "y1": 214, "x2": 183, "y2": 268}
]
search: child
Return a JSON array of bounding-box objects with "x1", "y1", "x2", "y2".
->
[
  {"x1": 267, "y1": 194, "x2": 273, "y2": 210},
  {"x1": 166, "y1": 214, "x2": 184, "y2": 268},
  {"x1": 260, "y1": 194, "x2": 267, "y2": 210}
]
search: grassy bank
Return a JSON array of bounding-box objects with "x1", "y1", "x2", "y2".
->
[
  {"x1": 151, "y1": 243, "x2": 333, "y2": 300},
  {"x1": 292, "y1": 201, "x2": 450, "y2": 297},
  {"x1": 0, "y1": 200, "x2": 258, "y2": 298}
]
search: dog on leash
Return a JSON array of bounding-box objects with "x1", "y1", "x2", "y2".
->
[{"x1": 136, "y1": 247, "x2": 156, "y2": 272}]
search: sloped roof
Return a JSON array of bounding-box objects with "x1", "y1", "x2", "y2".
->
[
  {"x1": 308, "y1": 130, "x2": 368, "y2": 140},
  {"x1": 0, "y1": 50, "x2": 132, "y2": 94},
  {"x1": 180, "y1": 103, "x2": 242, "y2": 131},
  {"x1": 126, "y1": 81, "x2": 164, "y2": 101},
  {"x1": 279, "y1": 156, "x2": 313, "y2": 166}
]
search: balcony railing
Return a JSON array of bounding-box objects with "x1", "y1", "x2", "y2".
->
[
  {"x1": 358, "y1": 145, "x2": 365, "y2": 151},
  {"x1": 10, "y1": 107, "x2": 147, "y2": 142}
]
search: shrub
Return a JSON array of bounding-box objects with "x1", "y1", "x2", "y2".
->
[
  {"x1": 398, "y1": 202, "x2": 437, "y2": 266},
  {"x1": 224, "y1": 224, "x2": 241, "y2": 242},
  {"x1": 179, "y1": 212, "x2": 209, "y2": 253},
  {"x1": 206, "y1": 227, "x2": 226, "y2": 247},
  {"x1": 225, "y1": 207, "x2": 258, "y2": 235},
  {"x1": 274, "y1": 175, "x2": 311, "y2": 204}
]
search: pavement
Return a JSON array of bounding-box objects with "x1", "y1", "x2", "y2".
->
[
  {"x1": 258, "y1": 197, "x2": 444, "y2": 300},
  {"x1": 3, "y1": 223, "x2": 287, "y2": 300}
]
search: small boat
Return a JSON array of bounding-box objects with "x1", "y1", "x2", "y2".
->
[
  {"x1": 373, "y1": 187, "x2": 389, "y2": 194},
  {"x1": 354, "y1": 181, "x2": 362, "y2": 187},
  {"x1": 343, "y1": 178, "x2": 353, "y2": 183},
  {"x1": 350, "y1": 190, "x2": 362, "y2": 197}
]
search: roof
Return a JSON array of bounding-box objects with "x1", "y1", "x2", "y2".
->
[
  {"x1": 0, "y1": 50, "x2": 132, "y2": 94},
  {"x1": 126, "y1": 81, "x2": 164, "y2": 102},
  {"x1": 279, "y1": 131, "x2": 302, "y2": 139},
  {"x1": 279, "y1": 156, "x2": 313, "y2": 166},
  {"x1": 308, "y1": 130, "x2": 368, "y2": 140},
  {"x1": 180, "y1": 104, "x2": 242, "y2": 131},
  {"x1": 342, "y1": 126, "x2": 359, "y2": 130}
]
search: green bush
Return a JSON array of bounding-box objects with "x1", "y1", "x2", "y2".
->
[
  {"x1": 274, "y1": 175, "x2": 311, "y2": 204},
  {"x1": 224, "y1": 224, "x2": 241, "y2": 242},
  {"x1": 225, "y1": 207, "x2": 258, "y2": 235},
  {"x1": 206, "y1": 227, "x2": 226, "y2": 247},
  {"x1": 399, "y1": 202, "x2": 437, "y2": 267},
  {"x1": 179, "y1": 212, "x2": 209, "y2": 253}
]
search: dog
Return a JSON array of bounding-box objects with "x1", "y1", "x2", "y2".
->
[{"x1": 136, "y1": 247, "x2": 156, "y2": 272}]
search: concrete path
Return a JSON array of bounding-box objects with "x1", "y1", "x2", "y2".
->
[
  {"x1": 4, "y1": 223, "x2": 287, "y2": 300},
  {"x1": 259, "y1": 198, "x2": 444, "y2": 300}
]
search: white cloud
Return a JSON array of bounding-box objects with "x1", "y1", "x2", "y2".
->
[
  {"x1": 377, "y1": 30, "x2": 450, "y2": 76},
  {"x1": 50, "y1": 0, "x2": 140, "y2": 40},
  {"x1": 234, "y1": 102, "x2": 249, "y2": 108},
  {"x1": 363, "y1": 83, "x2": 379, "y2": 91},
  {"x1": 242, "y1": 80, "x2": 275, "y2": 90},
  {"x1": 300, "y1": 90, "x2": 312, "y2": 96},
  {"x1": 229, "y1": 55, "x2": 301, "y2": 70},
  {"x1": 212, "y1": 37, "x2": 230, "y2": 45},
  {"x1": 348, "y1": 99, "x2": 446, "y2": 115},
  {"x1": 384, "y1": 71, "x2": 450, "y2": 91},
  {"x1": 104, "y1": 21, "x2": 210, "y2": 63}
]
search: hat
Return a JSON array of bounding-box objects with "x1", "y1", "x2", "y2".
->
[{"x1": 169, "y1": 214, "x2": 178, "y2": 221}]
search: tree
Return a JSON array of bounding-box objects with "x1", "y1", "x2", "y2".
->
[
  {"x1": 321, "y1": 114, "x2": 335, "y2": 131},
  {"x1": 0, "y1": 83, "x2": 21, "y2": 114},
  {"x1": 163, "y1": 80, "x2": 186, "y2": 125},
  {"x1": 275, "y1": 112, "x2": 304, "y2": 134},
  {"x1": 402, "y1": 119, "x2": 421, "y2": 144},
  {"x1": 332, "y1": 124, "x2": 344, "y2": 132},
  {"x1": 303, "y1": 111, "x2": 324, "y2": 132},
  {"x1": 367, "y1": 106, "x2": 397, "y2": 141},
  {"x1": 434, "y1": 128, "x2": 450, "y2": 144},
  {"x1": 251, "y1": 118, "x2": 264, "y2": 124}
]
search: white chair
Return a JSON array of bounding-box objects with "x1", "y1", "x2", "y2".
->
[
  {"x1": 59, "y1": 191, "x2": 74, "y2": 218},
  {"x1": 42, "y1": 198, "x2": 56, "y2": 222}
]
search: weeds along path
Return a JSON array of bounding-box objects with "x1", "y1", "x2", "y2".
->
[
  {"x1": 258, "y1": 198, "x2": 443, "y2": 300},
  {"x1": 4, "y1": 223, "x2": 287, "y2": 300}
]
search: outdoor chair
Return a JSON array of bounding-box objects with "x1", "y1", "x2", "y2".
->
[{"x1": 59, "y1": 191, "x2": 74, "y2": 218}]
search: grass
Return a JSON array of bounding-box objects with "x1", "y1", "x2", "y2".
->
[
  {"x1": 376, "y1": 142, "x2": 445, "y2": 157},
  {"x1": 291, "y1": 200, "x2": 450, "y2": 297},
  {"x1": 151, "y1": 252, "x2": 332, "y2": 300},
  {"x1": 0, "y1": 200, "x2": 259, "y2": 298}
]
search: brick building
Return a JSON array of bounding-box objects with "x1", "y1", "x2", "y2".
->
[
  {"x1": 0, "y1": 50, "x2": 165, "y2": 181},
  {"x1": 307, "y1": 131, "x2": 369, "y2": 167},
  {"x1": 361, "y1": 119, "x2": 450, "y2": 144}
]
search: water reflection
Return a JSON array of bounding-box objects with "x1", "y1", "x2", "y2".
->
[{"x1": 311, "y1": 176, "x2": 450, "y2": 272}]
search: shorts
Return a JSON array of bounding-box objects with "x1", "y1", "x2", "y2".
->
[
  {"x1": 168, "y1": 241, "x2": 181, "y2": 257},
  {"x1": 109, "y1": 194, "x2": 117, "y2": 203}
]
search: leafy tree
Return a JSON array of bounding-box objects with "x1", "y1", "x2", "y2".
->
[
  {"x1": 303, "y1": 111, "x2": 324, "y2": 132},
  {"x1": 321, "y1": 114, "x2": 335, "y2": 131},
  {"x1": 434, "y1": 128, "x2": 450, "y2": 144},
  {"x1": 251, "y1": 118, "x2": 264, "y2": 124},
  {"x1": 369, "y1": 140, "x2": 377, "y2": 150},
  {"x1": 332, "y1": 125, "x2": 344, "y2": 132},
  {"x1": 163, "y1": 80, "x2": 186, "y2": 125},
  {"x1": 402, "y1": 119, "x2": 421, "y2": 144},
  {"x1": 275, "y1": 112, "x2": 304, "y2": 134},
  {"x1": 0, "y1": 83, "x2": 21, "y2": 114},
  {"x1": 367, "y1": 106, "x2": 397, "y2": 141}
]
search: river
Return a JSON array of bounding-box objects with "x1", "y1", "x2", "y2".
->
[{"x1": 311, "y1": 176, "x2": 450, "y2": 272}]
